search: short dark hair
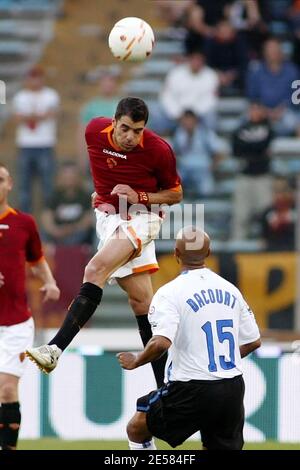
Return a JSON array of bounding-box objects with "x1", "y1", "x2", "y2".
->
[
  {"x1": 182, "y1": 109, "x2": 197, "y2": 119},
  {"x1": 115, "y1": 97, "x2": 149, "y2": 124}
]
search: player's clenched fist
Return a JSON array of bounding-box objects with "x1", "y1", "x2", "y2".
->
[
  {"x1": 117, "y1": 352, "x2": 138, "y2": 370},
  {"x1": 111, "y1": 185, "x2": 139, "y2": 204}
]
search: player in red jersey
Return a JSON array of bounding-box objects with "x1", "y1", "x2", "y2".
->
[
  {"x1": 26, "y1": 97, "x2": 182, "y2": 387},
  {"x1": 0, "y1": 163, "x2": 60, "y2": 450}
]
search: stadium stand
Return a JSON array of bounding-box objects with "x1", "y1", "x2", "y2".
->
[
  {"x1": 0, "y1": 0, "x2": 61, "y2": 136},
  {"x1": 0, "y1": 0, "x2": 299, "y2": 329}
]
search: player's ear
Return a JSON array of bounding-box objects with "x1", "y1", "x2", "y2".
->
[
  {"x1": 206, "y1": 248, "x2": 211, "y2": 258},
  {"x1": 112, "y1": 118, "x2": 116, "y2": 129},
  {"x1": 8, "y1": 176, "x2": 13, "y2": 191},
  {"x1": 174, "y1": 248, "x2": 180, "y2": 264}
]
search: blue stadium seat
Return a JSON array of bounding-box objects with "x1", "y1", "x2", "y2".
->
[
  {"x1": 0, "y1": 40, "x2": 28, "y2": 55},
  {"x1": 217, "y1": 116, "x2": 241, "y2": 135},
  {"x1": 0, "y1": 0, "x2": 62, "y2": 17},
  {"x1": 122, "y1": 79, "x2": 162, "y2": 97},
  {"x1": 217, "y1": 98, "x2": 248, "y2": 115},
  {"x1": 133, "y1": 58, "x2": 174, "y2": 78},
  {"x1": 152, "y1": 40, "x2": 184, "y2": 57},
  {"x1": 271, "y1": 137, "x2": 300, "y2": 155}
]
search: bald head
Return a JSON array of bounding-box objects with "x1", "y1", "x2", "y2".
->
[{"x1": 175, "y1": 226, "x2": 210, "y2": 268}]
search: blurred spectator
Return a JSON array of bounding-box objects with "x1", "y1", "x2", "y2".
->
[
  {"x1": 151, "y1": 50, "x2": 219, "y2": 134},
  {"x1": 41, "y1": 161, "x2": 94, "y2": 246},
  {"x1": 228, "y1": 0, "x2": 269, "y2": 59},
  {"x1": 196, "y1": 0, "x2": 233, "y2": 27},
  {"x1": 289, "y1": 0, "x2": 300, "y2": 29},
  {"x1": 289, "y1": 0, "x2": 300, "y2": 67},
  {"x1": 78, "y1": 71, "x2": 120, "y2": 172},
  {"x1": 154, "y1": 0, "x2": 194, "y2": 27},
  {"x1": 184, "y1": 0, "x2": 233, "y2": 54},
  {"x1": 173, "y1": 110, "x2": 224, "y2": 198},
  {"x1": 231, "y1": 102, "x2": 273, "y2": 240},
  {"x1": 260, "y1": 177, "x2": 296, "y2": 251},
  {"x1": 229, "y1": 0, "x2": 262, "y2": 31},
  {"x1": 204, "y1": 19, "x2": 249, "y2": 94},
  {"x1": 246, "y1": 37, "x2": 300, "y2": 136},
  {"x1": 12, "y1": 65, "x2": 60, "y2": 213}
]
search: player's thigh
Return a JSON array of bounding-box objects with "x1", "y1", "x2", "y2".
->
[
  {"x1": 127, "y1": 411, "x2": 152, "y2": 442},
  {"x1": 0, "y1": 318, "x2": 34, "y2": 379},
  {"x1": 138, "y1": 384, "x2": 200, "y2": 448},
  {"x1": 117, "y1": 272, "x2": 153, "y2": 308},
  {"x1": 86, "y1": 228, "x2": 136, "y2": 277},
  {"x1": 0, "y1": 373, "x2": 19, "y2": 401},
  {"x1": 201, "y1": 376, "x2": 245, "y2": 450}
]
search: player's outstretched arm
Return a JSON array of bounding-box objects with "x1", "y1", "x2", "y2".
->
[
  {"x1": 117, "y1": 335, "x2": 171, "y2": 370},
  {"x1": 111, "y1": 185, "x2": 183, "y2": 207},
  {"x1": 147, "y1": 187, "x2": 183, "y2": 206}
]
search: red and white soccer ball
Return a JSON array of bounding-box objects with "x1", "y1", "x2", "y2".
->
[{"x1": 108, "y1": 17, "x2": 155, "y2": 62}]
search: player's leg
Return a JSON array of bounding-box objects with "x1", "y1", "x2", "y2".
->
[
  {"x1": 127, "y1": 411, "x2": 156, "y2": 450},
  {"x1": 26, "y1": 228, "x2": 136, "y2": 372},
  {"x1": 117, "y1": 272, "x2": 167, "y2": 388},
  {"x1": 0, "y1": 318, "x2": 33, "y2": 450},
  {"x1": 0, "y1": 374, "x2": 21, "y2": 450},
  {"x1": 200, "y1": 376, "x2": 245, "y2": 450}
]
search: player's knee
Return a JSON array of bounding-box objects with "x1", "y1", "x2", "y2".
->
[
  {"x1": 0, "y1": 383, "x2": 17, "y2": 402},
  {"x1": 129, "y1": 296, "x2": 151, "y2": 315},
  {"x1": 126, "y1": 417, "x2": 142, "y2": 442},
  {"x1": 84, "y1": 260, "x2": 109, "y2": 285}
]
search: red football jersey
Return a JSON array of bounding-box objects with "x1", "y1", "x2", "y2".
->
[
  {"x1": 85, "y1": 117, "x2": 181, "y2": 210},
  {"x1": 0, "y1": 208, "x2": 44, "y2": 326}
]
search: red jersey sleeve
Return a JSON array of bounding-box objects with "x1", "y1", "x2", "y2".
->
[
  {"x1": 155, "y1": 141, "x2": 181, "y2": 191},
  {"x1": 85, "y1": 116, "x2": 110, "y2": 147},
  {"x1": 25, "y1": 215, "x2": 44, "y2": 263},
  {"x1": 85, "y1": 117, "x2": 99, "y2": 145}
]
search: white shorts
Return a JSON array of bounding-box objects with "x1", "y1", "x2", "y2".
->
[
  {"x1": 0, "y1": 317, "x2": 34, "y2": 377},
  {"x1": 95, "y1": 210, "x2": 162, "y2": 283}
]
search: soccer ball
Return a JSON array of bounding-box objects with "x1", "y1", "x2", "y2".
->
[{"x1": 108, "y1": 17, "x2": 155, "y2": 62}]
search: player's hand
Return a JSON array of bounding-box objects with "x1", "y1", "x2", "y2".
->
[
  {"x1": 40, "y1": 283, "x2": 60, "y2": 302},
  {"x1": 116, "y1": 352, "x2": 138, "y2": 370},
  {"x1": 91, "y1": 192, "x2": 97, "y2": 208},
  {"x1": 111, "y1": 184, "x2": 138, "y2": 204},
  {"x1": 0, "y1": 272, "x2": 4, "y2": 288}
]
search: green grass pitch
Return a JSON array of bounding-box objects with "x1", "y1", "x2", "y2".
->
[{"x1": 19, "y1": 439, "x2": 300, "y2": 450}]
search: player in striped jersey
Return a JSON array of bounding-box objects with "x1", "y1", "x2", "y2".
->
[{"x1": 118, "y1": 226, "x2": 261, "y2": 450}]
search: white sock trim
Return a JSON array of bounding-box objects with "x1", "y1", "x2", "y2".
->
[{"x1": 128, "y1": 439, "x2": 157, "y2": 450}]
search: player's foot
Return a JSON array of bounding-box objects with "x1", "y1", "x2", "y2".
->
[{"x1": 25, "y1": 344, "x2": 62, "y2": 374}]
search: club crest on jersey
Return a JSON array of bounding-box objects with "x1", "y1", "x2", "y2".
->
[
  {"x1": 149, "y1": 305, "x2": 155, "y2": 315},
  {"x1": 106, "y1": 157, "x2": 117, "y2": 169}
]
